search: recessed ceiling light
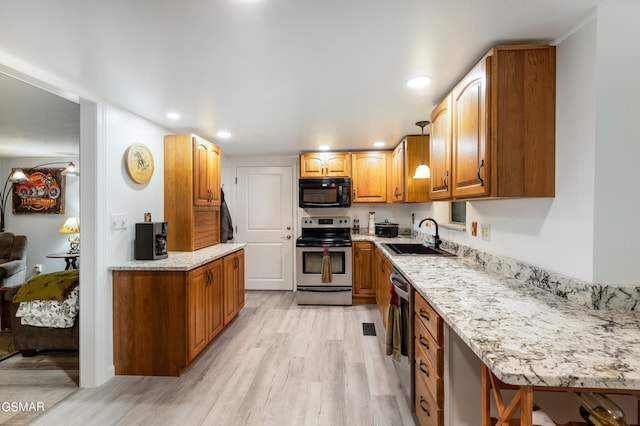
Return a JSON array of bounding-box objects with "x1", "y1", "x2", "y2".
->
[
  {"x1": 167, "y1": 112, "x2": 180, "y2": 120},
  {"x1": 217, "y1": 131, "x2": 232, "y2": 139},
  {"x1": 318, "y1": 145, "x2": 330, "y2": 151},
  {"x1": 373, "y1": 141, "x2": 385, "y2": 147},
  {"x1": 407, "y1": 75, "x2": 432, "y2": 89}
]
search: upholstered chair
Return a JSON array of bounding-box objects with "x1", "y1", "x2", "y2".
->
[{"x1": 0, "y1": 232, "x2": 28, "y2": 287}]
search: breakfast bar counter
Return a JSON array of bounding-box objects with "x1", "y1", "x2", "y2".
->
[{"x1": 108, "y1": 243, "x2": 246, "y2": 271}]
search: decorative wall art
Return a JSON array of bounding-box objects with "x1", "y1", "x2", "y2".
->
[
  {"x1": 12, "y1": 168, "x2": 66, "y2": 214},
  {"x1": 125, "y1": 143, "x2": 154, "y2": 184}
]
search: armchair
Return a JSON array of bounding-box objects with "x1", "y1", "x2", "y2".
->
[{"x1": 0, "y1": 232, "x2": 28, "y2": 287}]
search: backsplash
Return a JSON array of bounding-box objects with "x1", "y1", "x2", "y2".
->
[{"x1": 439, "y1": 239, "x2": 640, "y2": 312}]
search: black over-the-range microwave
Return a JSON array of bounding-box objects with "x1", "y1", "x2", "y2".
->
[{"x1": 299, "y1": 177, "x2": 351, "y2": 208}]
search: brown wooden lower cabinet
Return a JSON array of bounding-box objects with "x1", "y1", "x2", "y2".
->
[
  {"x1": 352, "y1": 241, "x2": 376, "y2": 304},
  {"x1": 414, "y1": 291, "x2": 444, "y2": 426},
  {"x1": 113, "y1": 249, "x2": 244, "y2": 376}
]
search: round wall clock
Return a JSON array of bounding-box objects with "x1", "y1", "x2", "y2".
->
[{"x1": 125, "y1": 143, "x2": 155, "y2": 184}]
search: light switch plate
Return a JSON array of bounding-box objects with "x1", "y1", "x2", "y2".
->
[{"x1": 111, "y1": 214, "x2": 128, "y2": 230}]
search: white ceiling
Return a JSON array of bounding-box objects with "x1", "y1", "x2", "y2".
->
[{"x1": 0, "y1": 0, "x2": 598, "y2": 157}]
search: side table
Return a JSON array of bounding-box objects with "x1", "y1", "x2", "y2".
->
[{"x1": 46, "y1": 252, "x2": 80, "y2": 270}]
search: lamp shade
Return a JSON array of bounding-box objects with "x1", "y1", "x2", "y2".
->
[
  {"x1": 59, "y1": 217, "x2": 80, "y2": 234},
  {"x1": 413, "y1": 164, "x2": 431, "y2": 179}
]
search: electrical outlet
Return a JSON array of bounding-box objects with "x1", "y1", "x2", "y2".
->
[
  {"x1": 471, "y1": 221, "x2": 478, "y2": 237},
  {"x1": 34, "y1": 264, "x2": 42, "y2": 273},
  {"x1": 480, "y1": 224, "x2": 491, "y2": 241}
]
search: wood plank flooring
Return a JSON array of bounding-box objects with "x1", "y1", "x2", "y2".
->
[
  {"x1": 30, "y1": 291, "x2": 416, "y2": 425},
  {"x1": 0, "y1": 350, "x2": 78, "y2": 425}
]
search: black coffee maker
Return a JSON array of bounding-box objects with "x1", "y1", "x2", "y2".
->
[{"x1": 135, "y1": 222, "x2": 168, "y2": 260}]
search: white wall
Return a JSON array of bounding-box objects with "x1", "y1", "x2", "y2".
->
[
  {"x1": 592, "y1": 0, "x2": 640, "y2": 284},
  {"x1": 104, "y1": 105, "x2": 167, "y2": 264},
  {"x1": 0, "y1": 156, "x2": 80, "y2": 276}
]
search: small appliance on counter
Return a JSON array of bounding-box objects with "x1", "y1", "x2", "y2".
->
[
  {"x1": 375, "y1": 219, "x2": 399, "y2": 238},
  {"x1": 135, "y1": 222, "x2": 168, "y2": 260}
]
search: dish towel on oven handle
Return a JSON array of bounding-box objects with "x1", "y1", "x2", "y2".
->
[
  {"x1": 385, "y1": 283, "x2": 402, "y2": 362},
  {"x1": 321, "y1": 245, "x2": 332, "y2": 283}
]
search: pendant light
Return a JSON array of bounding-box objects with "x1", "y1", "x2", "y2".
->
[{"x1": 413, "y1": 120, "x2": 430, "y2": 179}]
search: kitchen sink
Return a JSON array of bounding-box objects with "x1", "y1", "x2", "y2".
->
[{"x1": 382, "y1": 243, "x2": 455, "y2": 256}]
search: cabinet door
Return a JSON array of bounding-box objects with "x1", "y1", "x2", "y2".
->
[
  {"x1": 207, "y1": 259, "x2": 224, "y2": 341},
  {"x1": 374, "y1": 248, "x2": 392, "y2": 329},
  {"x1": 223, "y1": 251, "x2": 244, "y2": 325},
  {"x1": 430, "y1": 95, "x2": 453, "y2": 200},
  {"x1": 452, "y1": 58, "x2": 488, "y2": 198},
  {"x1": 352, "y1": 152, "x2": 387, "y2": 203},
  {"x1": 187, "y1": 266, "x2": 209, "y2": 361},
  {"x1": 193, "y1": 137, "x2": 213, "y2": 206},
  {"x1": 236, "y1": 250, "x2": 245, "y2": 310},
  {"x1": 324, "y1": 153, "x2": 351, "y2": 177},
  {"x1": 404, "y1": 135, "x2": 430, "y2": 202},
  {"x1": 390, "y1": 142, "x2": 405, "y2": 202},
  {"x1": 209, "y1": 145, "x2": 221, "y2": 205},
  {"x1": 353, "y1": 242, "x2": 375, "y2": 299},
  {"x1": 300, "y1": 153, "x2": 325, "y2": 177},
  {"x1": 192, "y1": 137, "x2": 221, "y2": 206}
]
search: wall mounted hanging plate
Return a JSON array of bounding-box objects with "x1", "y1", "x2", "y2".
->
[{"x1": 125, "y1": 143, "x2": 154, "y2": 184}]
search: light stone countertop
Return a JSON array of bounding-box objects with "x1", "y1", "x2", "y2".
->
[
  {"x1": 109, "y1": 243, "x2": 246, "y2": 271},
  {"x1": 354, "y1": 234, "x2": 640, "y2": 390}
]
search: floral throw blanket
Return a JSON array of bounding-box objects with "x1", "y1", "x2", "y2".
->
[{"x1": 15, "y1": 286, "x2": 79, "y2": 328}]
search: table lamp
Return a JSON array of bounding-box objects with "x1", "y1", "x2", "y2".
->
[{"x1": 59, "y1": 216, "x2": 80, "y2": 254}]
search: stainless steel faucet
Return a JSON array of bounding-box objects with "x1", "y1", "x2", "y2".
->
[{"x1": 418, "y1": 218, "x2": 441, "y2": 250}]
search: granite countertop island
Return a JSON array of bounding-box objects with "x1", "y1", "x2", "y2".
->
[
  {"x1": 354, "y1": 234, "x2": 640, "y2": 391},
  {"x1": 109, "y1": 243, "x2": 246, "y2": 271}
]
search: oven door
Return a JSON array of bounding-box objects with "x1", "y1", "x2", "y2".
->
[{"x1": 296, "y1": 244, "x2": 352, "y2": 305}]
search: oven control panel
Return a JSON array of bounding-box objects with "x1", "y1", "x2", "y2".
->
[{"x1": 301, "y1": 216, "x2": 351, "y2": 228}]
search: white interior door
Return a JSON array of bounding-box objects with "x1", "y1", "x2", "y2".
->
[{"x1": 235, "y1": 166, "x2": 294, "y2": 290}]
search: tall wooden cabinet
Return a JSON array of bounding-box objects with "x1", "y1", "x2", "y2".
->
[
  {"x1": 352, "y1": 241, "x2": 375, "y2": 304},
  {"x1": 389, "y1": 135, "x2": 430, "y2": 203},
  {"x1": 113, "y1": 249, "x2": 244, "y2": 376},
  {"x1": 430, "y1": 44, "x2": 556, "y2": 200},
  {"x1": 299, "y1": 152, "x2": 351, "y2": 177},
  {"x1": 352, "y1": 151, "x2": 388, "y2": 203},
  {"x1": 165, "y1": 134, "x2": 221, "y2": 251}
]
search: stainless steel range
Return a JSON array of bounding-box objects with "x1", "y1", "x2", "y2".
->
[{"x1": 296, "y1": 216, "x2": 352, "y2": 305}]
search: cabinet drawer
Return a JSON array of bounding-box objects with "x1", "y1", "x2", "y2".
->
[
  {"x1": 414, "y1": 293, "x2": 443, "y2": 344},
  {"x1": 415, "y1": 339, "x2": 444, "y2": 408},
  {"x1": 414, "y1": 317, "x2": 443, "y2": 376},
  {"x1": 415, "y1": 366, "x2": 444, "y2": 426}
]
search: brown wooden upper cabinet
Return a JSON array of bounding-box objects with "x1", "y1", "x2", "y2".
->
[
  {"x1": 429, "y1": 95, "x2": 453, "y2": 200},
  {"x1": 165, "y1": 134, "x2": 221, "y2": 251},
  {"x1": 299, "y1": 152, "x2": 351, "y2": 177},
  {"x1": 389, "y1": 135, "x2": 430, "y2": 203},
  {"x1": 430, "y1": 44, "x2": 556, "y2": 200},
  {"x1": 351, "y1": 151, "x2": 388, "y2": 203}
]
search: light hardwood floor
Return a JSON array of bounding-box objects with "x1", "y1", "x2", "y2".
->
[
  {"x1": 0, "y1": 350, "x2": 78, "y2": 425},
  {"x1": 30, "y1": 291, "x2": 416, "y2": 425}
]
